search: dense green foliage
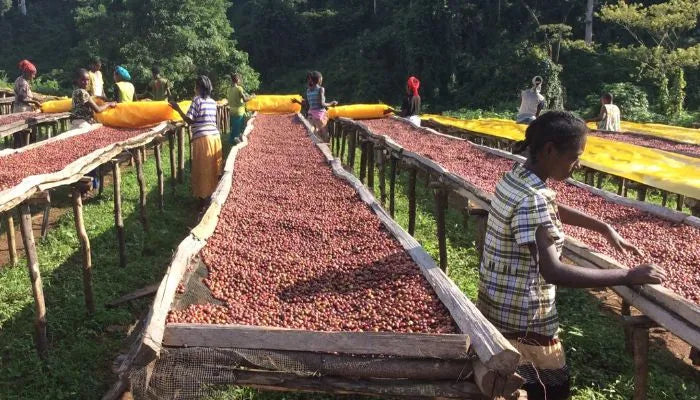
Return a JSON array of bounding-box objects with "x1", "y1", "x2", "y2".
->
[{"x1": 0, "y1": 0, "x2": 697, "y2": 122}]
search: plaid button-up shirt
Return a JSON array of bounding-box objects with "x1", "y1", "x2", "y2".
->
[{"x1": 477, "y1": 163, "x2": 564, "y2": 338}]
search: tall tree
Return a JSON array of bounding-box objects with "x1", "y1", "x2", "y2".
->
[
  {"x1": 599, "y1": 0, "x2": 700, "y2": 115},
  {"x1": 584, "y1": 0, "x2": 594, "y2": 45}
]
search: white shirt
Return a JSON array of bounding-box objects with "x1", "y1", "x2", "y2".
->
[
  {"x1": 598, "y1": 104, "x2": 621, "y2": 132},
  {"x1": 517, "y1": 88, "x2": 545, "y2": 122}
]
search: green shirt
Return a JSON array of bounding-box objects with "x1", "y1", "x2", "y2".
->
[
  {"x1": 227, "y1": 84, "x2": 248, "y2": 116},
  {"x1": 149, "y1": 77, "x2": 171, "y2": 101}
]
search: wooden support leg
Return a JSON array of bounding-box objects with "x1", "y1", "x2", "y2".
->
[
  {"x1": 339, "y1": 125, "x2": 346, "y2": 162},
  {"x1": 347, "y1": 129, "x2": 356, "y2": 171},
  {"x1": 434, "y1": 186, "x2": 449, "y2": 273},
  {"x1": 40, "y1": 192, "x2": 51, "y2": 240},
  {"x1": 367, "y1": 142, "x2": 375, "y2": 190},
  {"x1": 134, "y1": 146, "x2": 150, "y2": 232},
  {"x1": 98, "y1": 165, "x2": 105, "y2": 197},
  {"x1": 177, "y1": 127, "x2": 185, "y2": 184},
  {"x1": 168, "y1": 132, "x2": 177, "y2": 191},
  {"x1": 637, "y1": 185, "x2": 647, "y2": 202},
  {"x1": 618, "y1": 177, "x2": 626, "y2": 196},
  {"x1": 378, "y1": 150, "x2": 386, "y2": 205},
  {"x1": 23, "y1": 129, "x2": 31, "y2": 147},
  {"x1": 19, "y1": 204, "x2": 48, "y2": 358},
  {"x1": 661, "y1": 191, "x2": 668, "y2": 207},
  {"x1": 470, "y1": 204, "x2": 489, "y2": 263},
  {"x1": 632, "y1": 326, "x2": 650, "y2": 400},
  {"x1": 71, "y1": 186, "x2": 95, "y2": 314},
  {"x1": 676, "y1": 194, "x2": 684, "y2": 212},
  {"x1": 408, "y1": 167, "x2": 417, "y2": 235},
  {"x1": 596, "y1": 172, "x2": 604, "y2": 189},
  {"x1": 359, "y1": 141, "x2": 367, "y2": 183},
  {"x1": 112, "y1": 161, "x2": 126, "y2": 268},
  {"x1": 154, "y1": 142, "x2": 165, "y2": 210},
  {"x1": 389, "y1": 156, "x2": 397, "y2": 218},
  {"x1": 621, "y1": 300, "x2": 633, "y2": 354},
  {"x1": 5, "y1": 211, "x2": 17, "y2": 266}
]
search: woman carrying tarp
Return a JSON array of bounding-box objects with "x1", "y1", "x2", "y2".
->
[
  {"x1": 400, "y1": 76, "x2": 422, "y2": 127},
  {"x1": 478, "y1": 111, "x2": 665, "y2": 399},
  {"x1": 169, "y1": 75, "x2": 223, "y2": 216},
  {"x1": 12, "y1": 60, "x2": 41, "y2": 112},
  {"x1": 112, "y1": 66, "x2": 135, "y2": 103}
]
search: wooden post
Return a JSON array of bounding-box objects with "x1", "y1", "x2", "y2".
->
[
  {"x1": 23, "y1": 129, "x2": 31, "y2": 147},
  {"x1": 408, "y1": 167, "x2": 417, "y2": 235},
  {"x1": 134, "y1": 146, "x2": 150, "y2": 232},
  {"x1": 339, "y1": 124, "x2": 346, "y2": 162},
  {"x1": 617, "y1": 177, "x2": 626, "y2": 196},
  {"x1": 632, "y1": 327, "x2": 650, "y2": 400},
  {"x1": 19, "y1": 203, "x2": 48, "y2": 358},
  {"x1": 469, "y1": 203, "x2": 489, "y2": 263},
  {"x1": 168, "y1": 131, "x2": 177, "y2": 186},
  {"x1": 661, "y1": 191, "x2": 668, "y2": 207},
  {"x1": 596, "y1": 172, "x2": 604, "y2": 189},
  {"x1": 5, "y1": 211, "x2": 17, "y2": 266},
  {"x1": 367, "y1": 142, "x2": 375, "y2": 190},
  {"x1": 347, "y1": 128, "x2": 356, "y2": 171},
  {"x1": 71, "y1": 186, "x2": 95, "y2": 314},
  {"x1": 177, "y1": 126, "x2": 185, "y2": 184},
  {"x1": 389, "y1": 156, "x2": 397, "y2": 218},
  {"x1": 154, "y1": 142, "x2": 165, "y2": 210},
  {"x1": 636, "y1": 185, "x2": 647, "y2": 202},
  {"x1": 434, "y1": 185, "x2": 449, "y2": 273},
  {"x1": 40, "y1": 192, "x2": 51, "y2": 240},
  {"x1": 112, "y1": 160, "x2": 127, "y2": 268},
  {"x1": 98, "y1": 164, "x2": 105, "y2": 197},
  {"x1": 378, "y1": 149, "x2": 386, "y2": 205},
  {"x1": 359, "y1": 140, "x2": 368, "y2": 183},
  {"x1": 676, "y1": 194, "x2": 684, "y2": 212},
  {"x1": 621, "y1": 300, "x2": 632, "y2": 354}
]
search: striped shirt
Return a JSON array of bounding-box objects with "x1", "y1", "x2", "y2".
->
[
  {"x1": 307, "y1": 86, "x2": 322, "y2": 110},
  {"x1": 477, "y1": 162, "x2": 565, "y2": 338},
  {"x1": 186, "y1": 96, "x2": 220, "y2": 140}
]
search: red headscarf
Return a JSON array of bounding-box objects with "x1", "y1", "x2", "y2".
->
[
  {"x1": 18, "y1": 59, "x2": 37, "y2": 74},
  {"x1": 407, "y1": 76, "x2": 420, "y2": 97}
]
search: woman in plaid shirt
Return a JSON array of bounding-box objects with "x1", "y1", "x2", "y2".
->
[{"x1": 478, "y1": 111, "x2": 665, "y2": 399}]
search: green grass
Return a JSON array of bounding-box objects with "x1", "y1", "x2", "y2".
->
[{"x1": 0, "y1": 145, "x2": 197, "y2": 399}]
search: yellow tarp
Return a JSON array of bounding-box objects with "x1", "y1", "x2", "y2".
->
[
  {"x1": 586, "y1": 121, "x2": 700, "y2": 146},
  {"x1": 328, "y1": 104, "x2": 392, "y2": 120},
  {"x1": 95, "y1": 101, "x2": 191, "y2": 128},
  {"x1": 246, "y1": 95, "x2": 302, "y2": 114},
  {"x1": 423, "y1": 115, "x2": 700, "y2": 199},
  {"x1": 40, "y1": 97, "x2": 74, "y2": 113}
]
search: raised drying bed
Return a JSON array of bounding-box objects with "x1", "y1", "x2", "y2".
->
[{"x1": 127, "y1": 113, "x2": 522, "y2": 400}]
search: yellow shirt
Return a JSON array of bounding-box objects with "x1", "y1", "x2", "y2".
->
[
  {"x1": 87, "y1": 70, "x2": 104, "y2": 97},
  {"x1": 115, "y1": 81, "x2": 135, "y2": 103}
]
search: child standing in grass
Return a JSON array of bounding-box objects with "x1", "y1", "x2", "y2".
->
[
  {"x1": 226, "y1": 73, "x2": 254, "y2": 145},
  {"x1": 170, "y1": 75, "x2": 223, "y2": 216},
  {"x1": 478, "y1": 111, "x2": 665, "y2": 399}
]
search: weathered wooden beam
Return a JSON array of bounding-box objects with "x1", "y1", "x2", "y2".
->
[
  {"x1": 112, "y1": 160, "x2": 126, "y2": 268},
  {"x1": 168, "y1": 131, "x2": 177, "y2": 188},
  {"x1": 632, "y1": 326, "x2": 650, "y2": 400},
  {"x1": 106, "y1": 283, "x2": 159, "y2": 308},
  {"x1": 133, "y1": 146, "x2": 150, "y2": 232},
  {"x1": 359, "y1": 140, "x2": 368, "y2": 183},
  {"x1": 434, "y1": 185, "x2": 449, "y2": 272},
  {"x1": 5, "y1": 211, "x2": 17, "y2": 266},
  {"x1": 389, "y1": 155, "x2": 397, "y2": 217},
  {"x1": 347, "y1": 128, "x2": 356, "y2": 171},
  {"x1": 164, "y1": 323, "x2": 470, "y2": 359},
  {"x1": 408, "y1": 167, "x2": 417, "y2": 235},
  {"x1": 378, "y1": 149, "x2": 386, "y2": 205},
  {"x1": 71, "y1": 186, "x2": 95, "y2": 314},
  {"x1": 367, "y1": 141, "x2": 375, "y2": 190},
  {"x1": 19, "y1": 203, "x2": 48, "y2": 358},
  {"x1": 154, "y1": 142, "x2": 165, "y2": 210}
]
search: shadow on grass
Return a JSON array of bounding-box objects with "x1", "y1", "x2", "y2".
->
[{"x1": 0, "y1": 145, "x2": 196, "y2": 399}]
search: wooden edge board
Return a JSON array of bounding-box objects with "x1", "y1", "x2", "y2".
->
[
  {"x1": 139, "y1": 116, "x2": 257, "y2": 361},
  {"x1": 28, "y1": 112, "x2": 71, "y2": 124},
  {"x1": 0, "y1": 121, "x2": 30, "y2": 138},
  {"x1": 564, "y1": 250, "x2": 700, "y2": 349},
  {"x1": 341, "y1": 117, "x2": 700, "y2": 347},
  {"x1": 164, "y1": 323, "x2": 470, "y2": 359},
  {"x1": 564, "y1": 237, "x2": 700, "y2": 330},
  {"x1": 308, "y1": 116, "x2": 519, "y2": 372},
  {"x1": 0, "y1": 123, "x2": 170, "y2": 213}
]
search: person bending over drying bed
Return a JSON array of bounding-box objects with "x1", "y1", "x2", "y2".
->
[
  {"x1": 400, "y1": 76, "x2": 422, "y2": 126},
  {"x1": 69, "y1": 68, "x2": 116, "y2": 130},
  {"x1": 169, "y1": 75, "x2": 223, "y2": 217},
  {"x1": 13, "y1": 60, "x2": 41, "y2": 112},
  {"x1": 477, "y1": 111, "x2": 665, "y2": 400}
]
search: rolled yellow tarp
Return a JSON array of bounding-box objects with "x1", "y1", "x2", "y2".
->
[
  {"x1": 95, "y1": 101, "x2": 191, "y2": 128},
  {"x1": 587, "y1": 121, "x2": 700, "y2": 146},
  {"x1": 328, "y1": 104, "x2": 392, "y2": 120},
  {"x1": 423, "y1": 115, "x2": 700, "y2": 199},
  {"x1": 40, "y1": 97, "x2": 73, "y2": 113},
  {"x1": 246, "y1": 94, "x2": 302, "y2": 114}
]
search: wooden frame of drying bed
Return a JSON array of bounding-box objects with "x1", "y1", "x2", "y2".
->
[{"x1": 124, "y1": 113, "x2": 523, "y2": 400}]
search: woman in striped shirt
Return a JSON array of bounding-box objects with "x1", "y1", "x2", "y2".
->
[{"x1": 170, "y1": 75, "x2": 223, "y2": 213}]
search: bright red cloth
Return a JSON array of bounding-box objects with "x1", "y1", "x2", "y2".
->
[
  {"x1": 407, "y1": 76, "x2": 420, "y2": 97},
  {"x1": 18, "y1": 59, "x2": 36, "y2": 74}
]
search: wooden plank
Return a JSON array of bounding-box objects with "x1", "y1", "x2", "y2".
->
[
  {"x1": 5, "y1": 211, "x2": 17, "y2": 266},
  {"x1": 106, "y1": 283, "x2": 160, "y2": 308},
  {"x1": 154, "y1": 142, "x2": 165, "y2": 210},
  {"x1": 133, "y1": 146, "x2": 150, "y2": 232},
  {"x1": 112, "y1": 160, "x2": 126, "y2": 268},
  {"x1": 165, "y1": 323, "x2": 470, "y2": 359}
]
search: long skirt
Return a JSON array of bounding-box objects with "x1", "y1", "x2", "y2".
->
[{"x1": 191, "y1": 134, "x2": 223, "y2": 199}]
